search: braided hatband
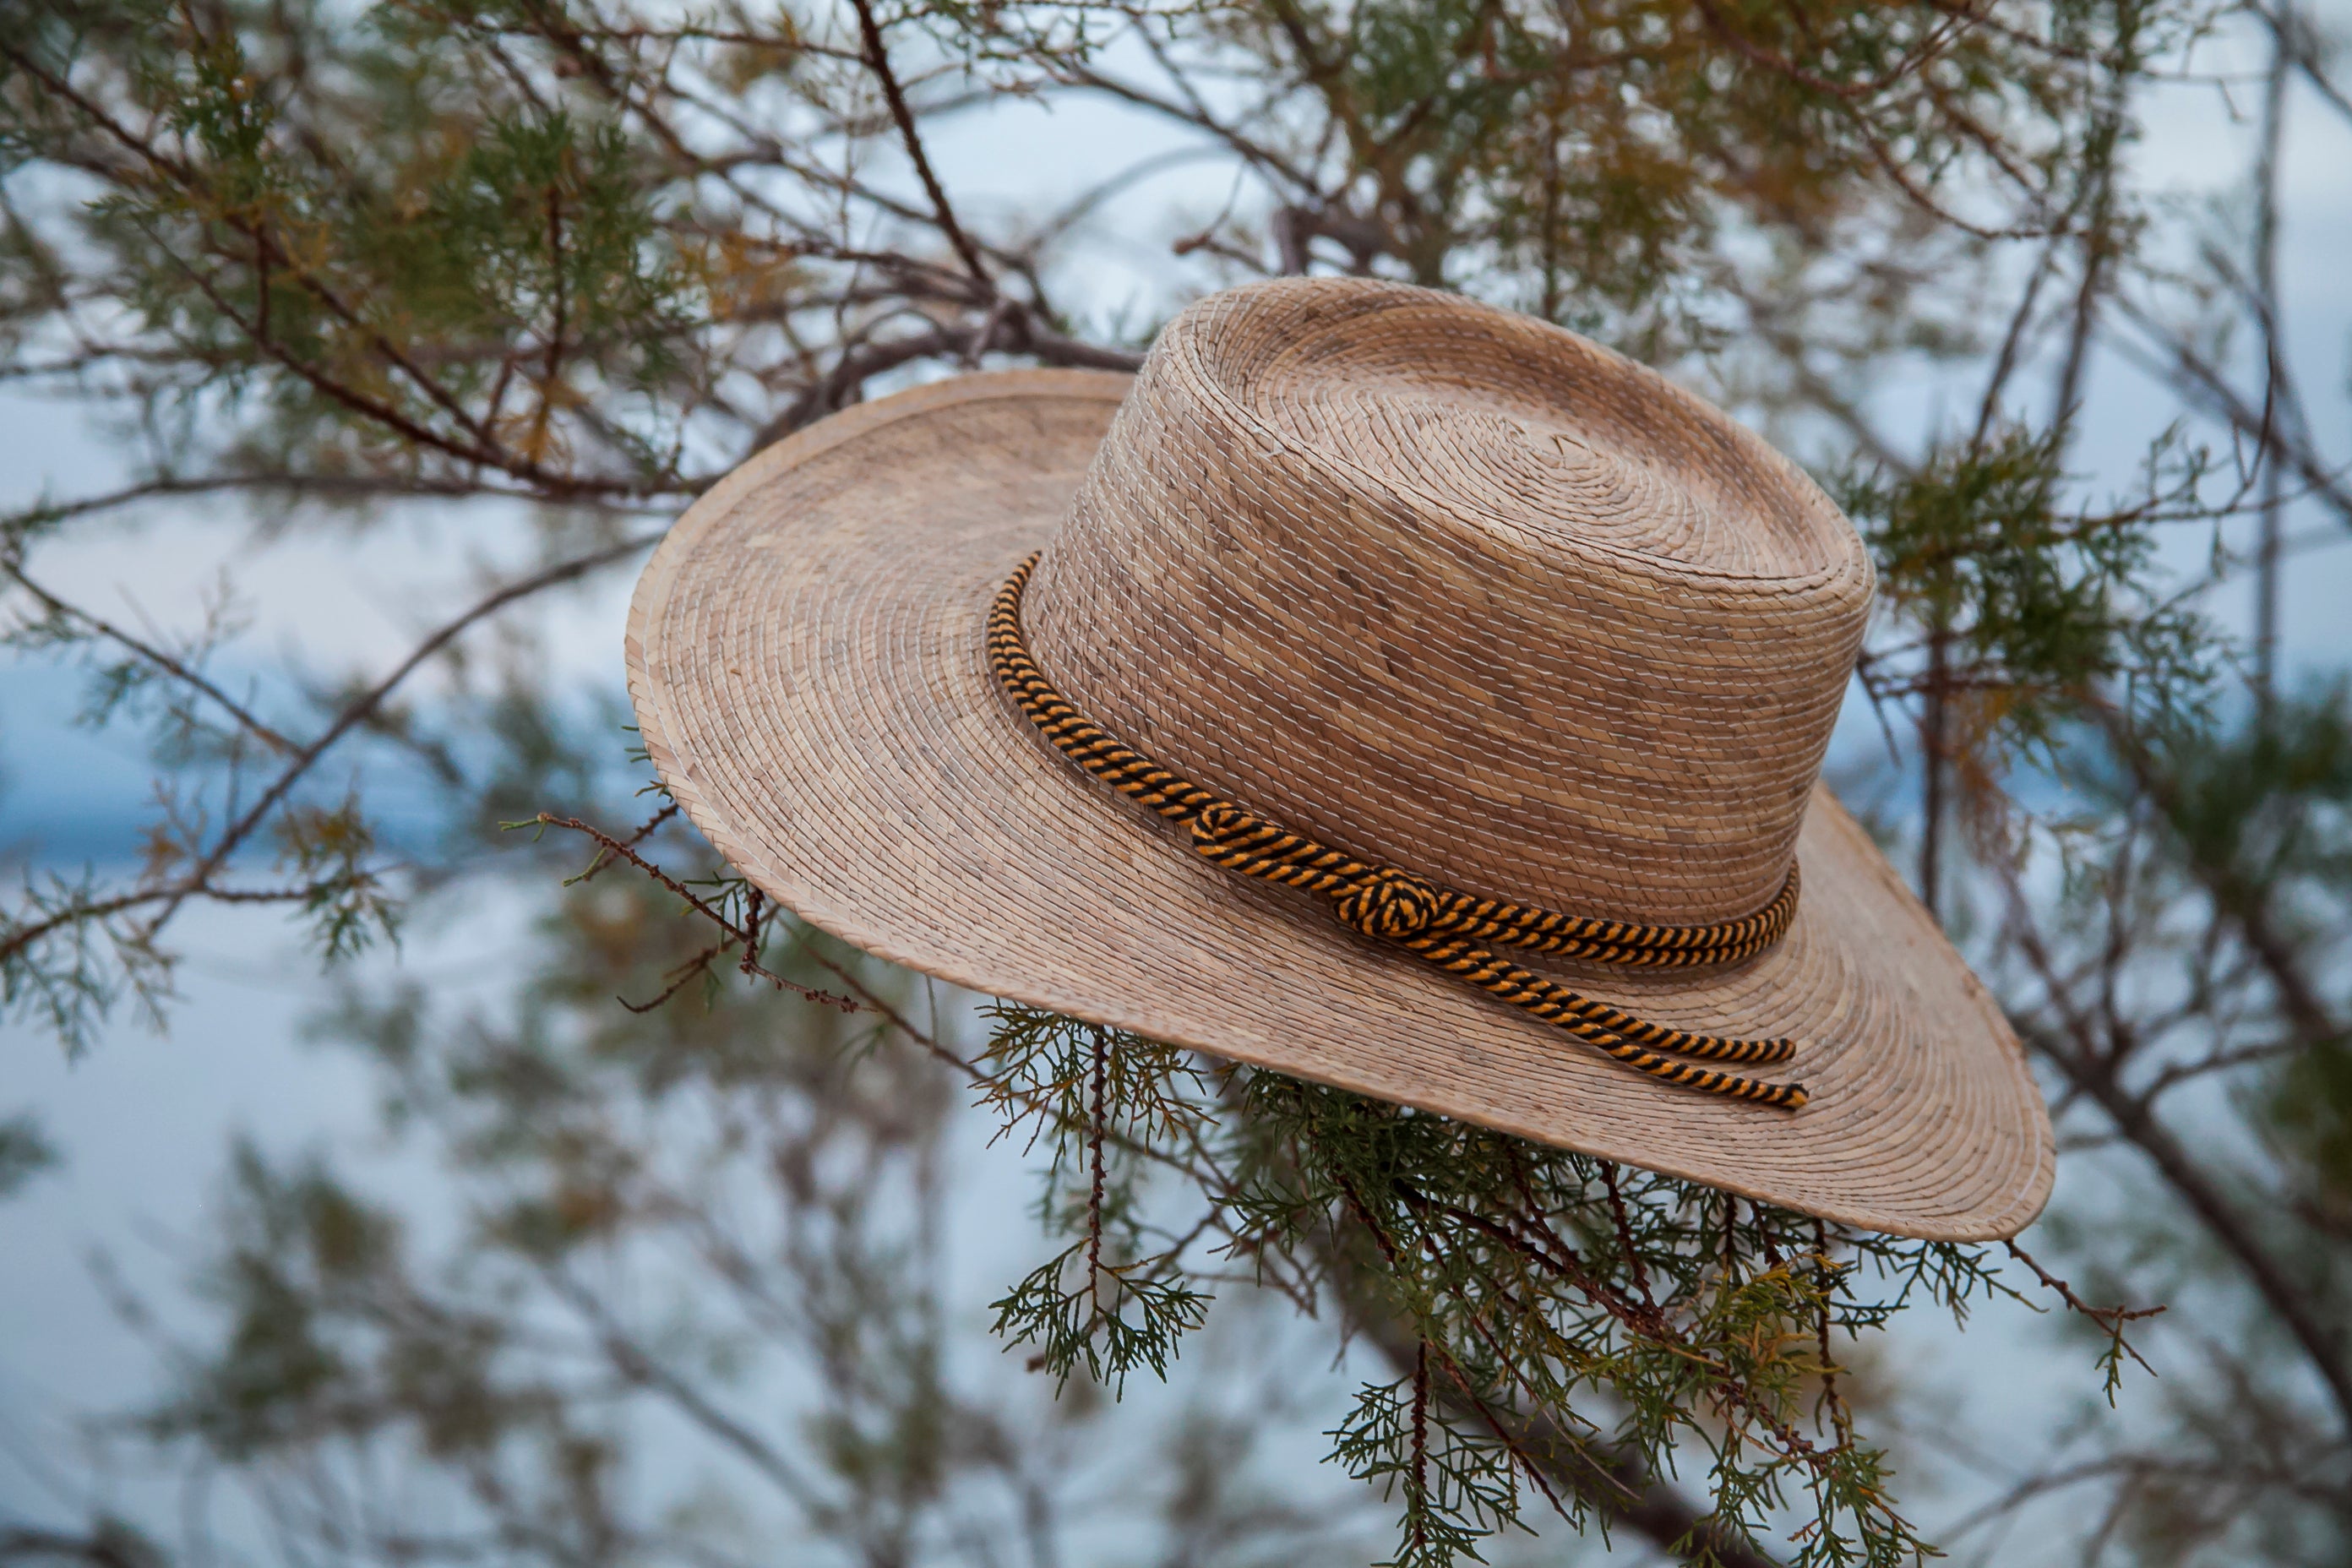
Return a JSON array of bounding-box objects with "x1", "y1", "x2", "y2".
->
[{"x1": 988, "y1": 553, "x2": 1810, "y2": 1111}]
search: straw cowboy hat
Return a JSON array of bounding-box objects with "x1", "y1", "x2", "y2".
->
[{"x1": 626, "y1": 277, "x2": 2054, "y2": 1242}]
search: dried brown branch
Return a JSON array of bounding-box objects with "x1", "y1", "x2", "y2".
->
[
  {"x1": 2001, "y1": 1239, "x2": 2164, "y2": 1376},
  {"x1": 569, "y1": 801, "x2": 682, "y2": 884}
]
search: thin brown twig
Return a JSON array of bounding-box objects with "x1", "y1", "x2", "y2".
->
[
  {"x1": 1410, "y1": 1338, "x2": 1431, "y2": 1547},
  {"x1": 1602, "y1": 1162, "x2": 1656, "y2": 1311},
  {"x1": 1420, "y1": 1332, "x2": 1577, "y2": 1522},
  {"x1": 738, "y1": 887, "x2": 764, "y2": 977},
  {"x1": 2001, "y1": 1239, "x2": 2164, "y2": 1377},
  {"x1": 529, "y1": 813, "x2": 861, "y2": 1013},
  {"x1": 1812, "y1": 1219, "x2": 1853, "y2": 1447},
  {"x1": 570, "y1": 801, "x2": 683, "y2": 884},
  {"x1": 1395, "y1": 1180, "x2": 1661, "y2": 1343},
  {"x1": 618, "y1": 939, "x2": 733, "y2": 1013},
  {"x1": 1323, "y1": 1156, "x2": 1580, "y2": 1523},
  {"x1": 1086, "y1": 1026, "x2": 1110, "y2": 1311}
]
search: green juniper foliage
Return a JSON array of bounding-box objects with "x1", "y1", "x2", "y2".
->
[
  {"x1": 980, "y1": 1005, "x2": 1215, "y2": 1396},
  {"x1": 1843, "y1": 427, "x2": 2217, "y2": 764},
  {"x1": 7, "y1": 0, "x2": 2352, "y2": 1561},
  {"x1": 972, "y1": 1002, "x2": 2075, "y2": 1566}
]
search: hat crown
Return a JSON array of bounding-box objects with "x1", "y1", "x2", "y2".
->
[{"x1": 1024, "y1": 279, "x2": 1873, "y2": 925}]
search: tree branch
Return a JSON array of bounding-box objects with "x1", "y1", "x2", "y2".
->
[
  {"x1": 850, "y1": 0, "x2": 993, "y2": 288},
  {"x1": 2001, "y1": 865, "x2": 2352, "y2": 1438},
  {"x1": 1353, "y1": 1293, "x2": 1785, "y2": 1568}
]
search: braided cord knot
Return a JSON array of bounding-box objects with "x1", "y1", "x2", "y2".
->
[
  {"x1": 1188, "y1": 800, "x2": 1260, "y2": 858},
  {"x1": 1334, "y1": 866, "x2": 1440, "y2": 939},
  {"x1": 988, "y1": 553, "x2": 1810, "y2": 1111}
]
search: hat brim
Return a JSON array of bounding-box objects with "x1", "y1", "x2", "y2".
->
[{"x1": 626, "y1": 369, "x2": 2054, "y2": 1241}]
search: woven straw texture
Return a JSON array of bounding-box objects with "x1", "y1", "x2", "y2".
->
[{"x1": 626, "y1": 280, "x2": 2055, "y2": 1241}]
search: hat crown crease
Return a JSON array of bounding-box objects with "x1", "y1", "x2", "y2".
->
[{"x1": 1023, "y1": 279, "x2": 1876, "y2": 928}]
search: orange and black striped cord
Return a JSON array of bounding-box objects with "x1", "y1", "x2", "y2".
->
[{"x1": 987, "y1": 553, "x2": 1810, "y2": 1111}]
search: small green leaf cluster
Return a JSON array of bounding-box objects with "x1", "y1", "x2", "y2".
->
[
  {"x1": 1845, "y1": 423, "x2": 2216, "y2": 775},
  {"x1": 979, "y1": 1005, "x2": 1214, "y2": 1394}
]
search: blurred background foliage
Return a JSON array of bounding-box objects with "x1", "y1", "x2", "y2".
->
[{"x1": 3, "y1": 0, "x2": 2351, "y2": 1561}]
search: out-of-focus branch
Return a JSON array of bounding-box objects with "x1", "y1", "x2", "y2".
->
[
  {"x1": 2043, "y1": 1033, "x2": 2352, "y2": 1437},
  {"x1": 752, "y1": 313, "x2": 1139, "y2": 450},
  {"x1": 537, "y1": 1266, "x2": 832, "y2": 1515},
  {"x1": 1054, "y1": 60, "x2": 1321, "y2": 196},
  {"x1": 851, "y1": 0, "x2": 993, "y2": 288},
  {"x1": 3, "y1": 564, "x2": 296, "y2": 754},
  {"x1": 1999, "y1": 855, "x2": 2352, "y2": 1439},
  {"x1": 0, "y1": 535, "x2": 664, "y2": 971},
  {"x1": 0, "y1": 1527, "x2": 160, "y2": 1568},
  {"x1": 2106, "y1": 297, "x2": 2352, "y2": 531}
]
